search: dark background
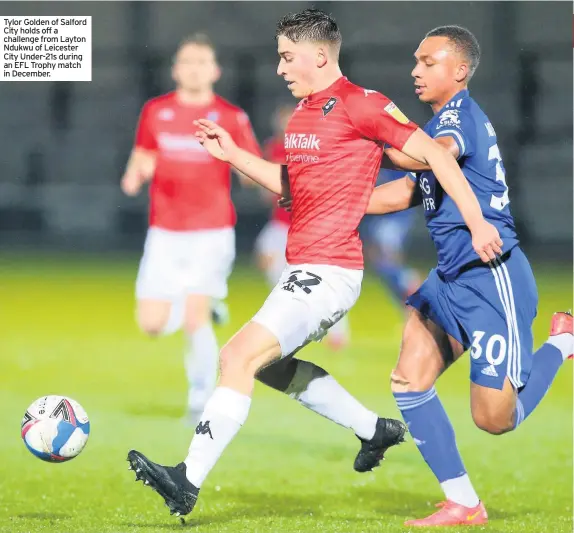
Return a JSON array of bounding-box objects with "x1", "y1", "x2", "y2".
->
[{"x1": 0, "y1": 1, "x2": 571, "y2": 263}]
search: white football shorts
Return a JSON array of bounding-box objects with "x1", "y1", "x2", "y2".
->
[
  {"x1": 136, "y1": 226, "x2": 235, "y2": 301},
  {"x1": 252, "y1": 263, "x2": 363, "y2": 357}
]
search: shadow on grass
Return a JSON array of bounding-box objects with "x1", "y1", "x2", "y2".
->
[{"x1": 122, "y1": 485, "x2": 533, "y2": 530}]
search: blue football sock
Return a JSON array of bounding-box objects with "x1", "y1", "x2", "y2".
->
[
  {"x1": 394, "y1": 388, "x2": 479, "y2": 507},
  {"x1": 394, "y1": 388, "x2": 467, "y2": 481},
  {"x1": 514, "y1": 343, "x2": 564, "y2": 428}
]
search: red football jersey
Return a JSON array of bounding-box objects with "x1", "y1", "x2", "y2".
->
[
  {"x1": 285, "y1": 77, "x2": 418, "y2": 269},
  {"x1": 263, "y1": 136, "x2": 291, "y2": 225},
  {"x1": 135, "y1": 92, "x2": 261, "y2": 231}
]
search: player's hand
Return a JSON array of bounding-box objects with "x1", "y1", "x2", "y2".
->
[
  {"x1": 194, "y1": 119, "x2": 238, "y2": 162},
  {"x1": 470, "y1": 220, "x2": 503, "y2": 262},
  {"x1": 277, "y1": 196, "x2": 292, "y2": 211},
  {"x1": 121, "y1": 172, "x2": 143, "y2": 196}
]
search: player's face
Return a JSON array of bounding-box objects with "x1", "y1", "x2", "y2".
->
[
  {"x1": 172, "y1": 43, "x2": 220, "y2": 92},
  {"x1": 277, "y1": 36, "x2": 320, "y2": 99},
  {"x1": 412, "y1": 36, "x2": 466, "y2": 105}
]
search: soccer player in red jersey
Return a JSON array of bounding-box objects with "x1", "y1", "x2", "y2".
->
[
  {"x1": 121, "y1": 34, "x2": 261, "y2": 426},
  {"x1": 127, "y1": 10, "x2": 502, "y2": 517},
  {"x1": 255, "y1": 103, "x2": 351, "y2": 349}
]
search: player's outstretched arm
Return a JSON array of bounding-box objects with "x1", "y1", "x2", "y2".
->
[
  {"x1": 194, "y1": 119, "x2": 282, "y2": 195},
  {"x1": 401, "y1": 129, "x2": 503, "y2": 262},
  {"x1": 366, "y1": 176, "x2": 420, "y2": 215},
  {"x1": 121, "y1": 148, "x2": 156, "y2": 196},
  {"x1": 384, "y1": 136, "x2": 459, "y2": 172}
]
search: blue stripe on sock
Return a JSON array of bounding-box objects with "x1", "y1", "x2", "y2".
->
[
  {"x1": 394, "y1": 389, "x2": 467, "y2": 483},
  {"x1": 396, "y1": 390, "x2": 437, "y2": 410}
]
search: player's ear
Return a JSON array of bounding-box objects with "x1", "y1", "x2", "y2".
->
[
  {"x1": 212, "y1": 63, "x2": 222, "y2": 83},
  {"x1": 171, "y1": 63, "x2": 178, "y2": 85},
  {"x1": 316, "y1": 46, "x2": 328, "y2": 68},
  {"x1": 455, "y1": 63, "x2": 469, "y2": 83}
]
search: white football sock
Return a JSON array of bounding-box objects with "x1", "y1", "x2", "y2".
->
[
  {"x1": 185, "y1": 325, "x2": 219, "y2": 424},
  {"x1": 285, "y1": 360, "x2": 377, "y2": 440},
  {"x1": 161, "y1": 299, "x2": 184, "y2": 336},
  {"x1": 184, "y1": 387, "x2": 251, "y2": 487},
  {"x1": 440, "y1": 474, "x2": 480, "y2": 508},
  {"x1": 547, "y1": 333, "x2": 573, "y2": 361}
]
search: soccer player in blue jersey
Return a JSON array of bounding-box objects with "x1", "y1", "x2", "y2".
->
[
  {"x1": 367, "y1": 26, "x2": 573, "y2": 527},
  {"x1": 361, "y1": 168, "x2": 420, "y2": 307}
]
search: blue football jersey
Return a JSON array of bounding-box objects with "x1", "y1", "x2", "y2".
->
[{"x1": 410, "y1": 89, "x2": 519, "y2": 279}]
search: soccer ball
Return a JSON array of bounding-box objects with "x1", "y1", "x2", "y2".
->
[{"x1": 21, "y1": 395, "x2": 90, "y2": 462}]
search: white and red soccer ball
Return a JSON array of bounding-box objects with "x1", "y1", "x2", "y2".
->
[{"x1": 21, "y1": 395, "x2": 90, "y2": 462}]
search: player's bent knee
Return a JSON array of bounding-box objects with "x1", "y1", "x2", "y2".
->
[
  {"x1": 390, "y1": 369, "x2": 437, "y2": 393},
  {"x1": 390, "y1": 370, "x2": 411, "y2": 393},
  {"x1": 218, "y1": 343, "x2": 265, "y2": 379},
  {"x1": 471, "y1": 407, "x2": 513, "y2": 435},
  {"x1": 136, "y1": 300, "x2": 173, "y2": 337},
  {"x1": 137, "y1": 311, "x2": 168, "y2": 337}
]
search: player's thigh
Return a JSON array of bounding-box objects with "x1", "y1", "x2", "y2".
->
[
  {"x1": 183, "y1": 227, "x2": 236, "y2": 301},
  {"x1": 135, "y1": 227, "x2": 186, "y2": 303},
  {"x1": 252, "y1": 263, "x2": 363, "y2": 358},
  {"x1": 455, "y1": 248, "x2": 537, "y2": 392},
  {"x1": 184, "y1": 293, "x2": 212, "y2": 333},
  {"x1": 136, "y1": 299, "x2": 173, "y2": 336},
  {"x1": 457, "y1": 249, "x2": 537, "y2": 433},
  {"x1": 470, "y1": 378, "x2": 516, "y2": 435},
  {"x1": 219, "y1": 320, "x2": 283, "y2": 379},
  {"x1": 393, "y1": 307, "x2": 464, "y2": 392}
]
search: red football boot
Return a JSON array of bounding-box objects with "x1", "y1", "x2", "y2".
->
[
  {"x1": 550, "y1": 311, "x2": 573, "y2": 359},
  {"x1": 404, "y1": 500, "x2": 488, "y2": 527}
]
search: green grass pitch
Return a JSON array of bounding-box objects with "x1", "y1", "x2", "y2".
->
[{"x1": 0, "y1": 253, "x2": 572, "y2": 533}]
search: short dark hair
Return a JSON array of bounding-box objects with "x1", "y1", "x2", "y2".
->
[
  {"x1": 177, "y1": 33, "x2": 216, "y2": 53},
  {"x1": 426, "y1": 25, "x2": 480, "y2": 78},
  {"x1": 276, "y1": 8, "x2": 342, "y2": 56}
]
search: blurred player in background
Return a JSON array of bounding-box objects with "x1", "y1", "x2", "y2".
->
[
  {"x1": 253, "y1": 103, "x2": 292, "y2": 285},
  {"x1": 360, "y1": 168, "x2": 420, "y2": 309},
  {"x1": 368, "y1": 26, "x2": 573, "y2": 526},
  {"x1": 127, "y1": 9, "x2": 503, "y2": 519},
  {"x1": 121, "y1": 34, "x2": 261, "y2": 426},
  {"x1": 255, "y1": 102, "x2": 350, "y2": 349}
]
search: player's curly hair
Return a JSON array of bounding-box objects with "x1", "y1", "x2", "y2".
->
[
  {"x1": 426, "y1": 25, "x2": 481, "y2": 79},
  {"x1": 276, "y1": 8, "x2": 342, "y2": 57}
]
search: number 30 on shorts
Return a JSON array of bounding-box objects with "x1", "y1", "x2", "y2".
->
[{"x1": 470, "y1": 330, "x2": 507, "y2": 366}]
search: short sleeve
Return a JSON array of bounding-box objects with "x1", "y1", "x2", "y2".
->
[
  {"x1": 433, "y1": 108, "x2": 475, "y2": 158},
  {"x1": 346, "y1": 90, "x2": 418, "y2": 150},
  {"x1": 233, "y1": 110, "x2": 262, "y2": 157},
  {"x1": 134, "y1": 102, "x2": 157, "y2": 151}
]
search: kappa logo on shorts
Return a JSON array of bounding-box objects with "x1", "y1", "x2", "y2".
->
[
  {"x1": 282, "y1": 270, "x2": 322, "y2": 294},
  {"x1": 195, "y1": 420, "x2": 213, "y2": 439}
]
